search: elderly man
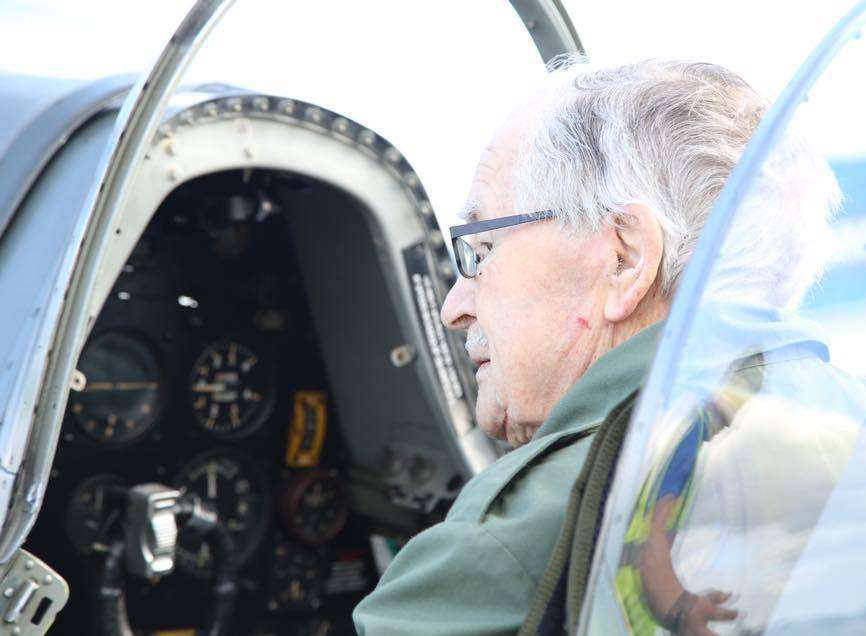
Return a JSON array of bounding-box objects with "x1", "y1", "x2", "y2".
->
[{"x1": 352, "y1": 58, "x2": 843, "y2": 635}]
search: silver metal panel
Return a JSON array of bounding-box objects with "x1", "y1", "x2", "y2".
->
[
  {"x1": 0, "y1": 111, "x2": 116, "y2": 516},
  {"x1": 0, "y1": 74, "x2": 135, "y2": 241},
  {"x1": 0, "y1": 0, "x2": 234, "y2": 563}
]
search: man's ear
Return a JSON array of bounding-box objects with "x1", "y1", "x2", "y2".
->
[{"x1": 603, "y1": 203, "x2": 663, "y2": 323}]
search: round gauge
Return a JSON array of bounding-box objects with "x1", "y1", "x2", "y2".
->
[
  {"x1": 65, "y1": 475, "x2": 128, "y2": 554},
  {"x1": 268, "y1": 541, "x2": 324, "y2": 611},
  {"x1": 175, "y1": 449, "x2": 271, "y2": 577},
  {"x1": 189, "y1": 340, "x2": 275, "y2": 436},
  {"x1": 69, "y1": 331, "x2": 163, "y2": 444},
  {"x1": 278, "y1": 472, "x2": 348, "y2": 545}
]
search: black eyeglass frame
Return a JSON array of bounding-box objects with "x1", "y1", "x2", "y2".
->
[{"x1": 449, "y1": 210, "x2": 558, "y2": 278}]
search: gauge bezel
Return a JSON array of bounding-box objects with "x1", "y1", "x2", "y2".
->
[
  {"x1": 188, "y1": 337, "x2": 277, "y2": 439},
  {"x1": 174, "y1": 447, "x2": 273, "y2": 577},
  {"x1": 65, "y1": 473, "x2": 129, "y2": 554},
  {"x1": 69, "y1": 327, "x2": 167, "y2": 446},
  {"x1": 278, "y1": 470, "x2": 349, "y2": 546}
]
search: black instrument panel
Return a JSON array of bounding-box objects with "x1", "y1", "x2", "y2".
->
[{"x1": 26, "y1": 170, "x2": 382, "y2": 636}]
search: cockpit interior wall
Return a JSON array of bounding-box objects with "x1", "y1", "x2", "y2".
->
[{"x1": 26, "y1": 168, "x2": 464, "y2": 635}]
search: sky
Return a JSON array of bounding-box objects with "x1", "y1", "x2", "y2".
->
[{"x1": 2, "y1": 0, "x2": 866, "y2": 225}]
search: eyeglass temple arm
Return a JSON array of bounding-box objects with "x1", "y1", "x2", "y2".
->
[{"x1": 449, "y1": 210, "x2": 557, "y2": 239}]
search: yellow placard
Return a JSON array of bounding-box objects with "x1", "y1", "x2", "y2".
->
[{"x1": 285, "y1": 391, "x2": 327, "y2": 468}]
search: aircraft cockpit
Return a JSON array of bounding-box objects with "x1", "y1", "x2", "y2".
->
[{"x1": 4, "y1": 1, "x2": 866, "y2": 635}]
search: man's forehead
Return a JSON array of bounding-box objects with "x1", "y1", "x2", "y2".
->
[{"x1": 460, "y1": 105, "x2": 539, "y2": 223}]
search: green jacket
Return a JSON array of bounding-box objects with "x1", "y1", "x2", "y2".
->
[{"x1": 353, "y1": 324, "x2": 662, "y2": 636}]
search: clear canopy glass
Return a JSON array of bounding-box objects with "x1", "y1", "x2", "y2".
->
[{"x1": 581, "y1": 5, "x2": 866, "y2": 635}]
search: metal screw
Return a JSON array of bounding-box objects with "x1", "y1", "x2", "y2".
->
[
  {"x1": 306, "y1": 107, "x2": 323, "y2": 124},
  {"x1": 43, "y1": 575, "x2": 53, "y2": 584},
  {"x1": 25, "y1": 560, "x2": 34, "y2": 570},
  {"x1": 404, "y1": 172, "x2": 419, "y2": 188},
  {"x1": 390, "y1": 345, "x2": 416, "y2": 367},
  {"x1": 253, "y1": 97, "x2": 269, "y2": 112},
  {"x1": 3, "y1": 588, "x2": 13, "y2": 598},
  {"x1": 359, "y1": 130, "x2": 376, "y2": 146},
  {"x1": 226, "y1": 97, "x2": 243, "y2": 112},
  {"x1": 384, "y1": 148, "x2": 401, "y2": 164},
  {"x1": 333, "y1": 118, "x2": 350, "y2": 134},
  {"x1": 279, "y1": 99, "x2": 296, "y2": 115},
  {"x1": 70, "y1": 369, "x2": 87, "y2": 392}
]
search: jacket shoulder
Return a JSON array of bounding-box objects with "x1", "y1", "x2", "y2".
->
[{"x1": 448, "y1": 427, "x2": 597, "y2": 525}]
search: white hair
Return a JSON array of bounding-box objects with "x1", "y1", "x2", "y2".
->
[{"x1": 515, "y1": 57, "x2": 840, "y2": 308}]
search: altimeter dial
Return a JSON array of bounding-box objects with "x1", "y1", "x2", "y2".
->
[{"x1": 189, "y1": 340, "x2": 274, "y2": 436}]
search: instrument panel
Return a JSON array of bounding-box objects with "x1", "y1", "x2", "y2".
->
[{"x1": 25, "y1": 170, "x2": 394, "y2": 636}]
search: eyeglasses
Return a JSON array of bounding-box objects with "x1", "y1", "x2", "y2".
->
[{"x1": 449, "y1": 210, "x2": 557, "y2": 278}]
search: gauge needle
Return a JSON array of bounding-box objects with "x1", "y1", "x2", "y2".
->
[
  {"x1": 86, "y1": 381, "x2": 159, "y2": 392},
  {"x1": 193, "y1": 383, "x2": 228, "y2": 393},
  {"x1": 207, "y1": 461, "x2": 218, "y2": 499}
]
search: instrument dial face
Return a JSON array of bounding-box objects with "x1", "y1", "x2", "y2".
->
[
  {"x1": 268, "y1": 541, "x2": 324, "y2": 610},
  {"x1": 65, "y1": 474, "x2": 128, "y2": 554},
  {"x1": 279, "y1": 473, "x2": 348, "y2": 545},
  {"x1": 190, "y1": 340, "x2": 274, "y2": 436},
  {"x1": 69, "y1": 331, "x2": 162, "y2": 444},
  {"x1": 175, "y1": 450, "x2": 271, "y2": 577}
]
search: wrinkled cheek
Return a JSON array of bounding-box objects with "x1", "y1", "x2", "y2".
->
[{"x1": 474, "y1": 380, "x2": 507, "y2": 440}]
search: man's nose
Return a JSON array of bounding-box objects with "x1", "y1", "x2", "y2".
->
[{"x1": 440, "y1": 275, "x2": 476, "y2": 331}]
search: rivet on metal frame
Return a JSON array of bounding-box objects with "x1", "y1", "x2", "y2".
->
[
  {"x1": 69, "y1": 370, "x2": 87, "y2": 392},
  {"x1": 279, "y1": 99, "x2": 296, "y2": 115},
  {"x1": 384, "y1": 148, "x2": 401, "y2": 164},
  {"x1": 358, "y1": 130, "x2": 377, "y2": 146},
  {"x1": 203, "y1": 102, "x2": 219, "y2": 117},
  {"x1": 305, "y1": 107, "x2": 324, "y2": 124},
  {"x1": 419, "y1": 200, "x2": 434, "y2": 216},
  {"x1": 403, "y1": 172, "x2": 419, "y2": 188},
  {"x1": 428, "y1": 230, "x2": 445, "y2": 247},
  {"x1": 332, "y1": 117, "x2": 351, "y2": 134},
  {"x1": 390, "y1": 345, "x2": 417, "y2": 367},
  {"x1": 253, "y1": 96, "x2": 270, "y2": 112},
  {"x1": 226, "y1": 97, "x2": 243, "y2": 112}
]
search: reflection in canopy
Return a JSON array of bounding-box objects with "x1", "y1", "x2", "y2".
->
[{"x1": 582, "y1": 5, "x2": 866, "y2": 635}]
